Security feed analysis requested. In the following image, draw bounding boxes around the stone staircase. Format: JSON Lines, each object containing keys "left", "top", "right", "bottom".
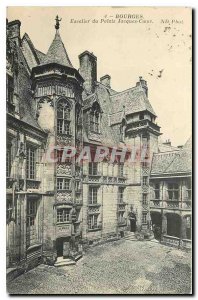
{"left": 54, "top": 253, "right": 83, "bottom": 267}
{"left": 123, "top": 232, "right": 137, "bottom": 241}
{"left": 54, "top": 256, "right": 76, "bottom": 267}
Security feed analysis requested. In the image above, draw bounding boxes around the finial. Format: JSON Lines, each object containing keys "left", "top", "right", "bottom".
{"left": 139, "top": 76, "right": 143, "bottom": 81}
{"left": 55, "top": 15, "right": 62, "bottom": 30}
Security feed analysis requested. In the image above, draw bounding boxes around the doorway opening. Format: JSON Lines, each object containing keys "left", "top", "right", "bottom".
{"left": 150, "top": 211, "right": 162, "bottom": 240}
{"left": 130, "top": 218, "right": 136, "bottom": 232}
{"left": 167, "top": 213, "right": 181, "bottom": 238}
{"left": 56, "top": 237, "right": 70, "bottom": 258}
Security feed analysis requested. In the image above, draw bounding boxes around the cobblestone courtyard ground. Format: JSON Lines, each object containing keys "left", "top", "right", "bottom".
{"left": 7, "top": 240, "right": 192, "bottom": 295}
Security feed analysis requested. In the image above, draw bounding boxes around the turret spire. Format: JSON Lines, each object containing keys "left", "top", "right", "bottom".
{"left": 42, "top": 16, "right": 73, "bottom": 68}
{"left": 55, "top": 15, "right": 62, "bottom": 31}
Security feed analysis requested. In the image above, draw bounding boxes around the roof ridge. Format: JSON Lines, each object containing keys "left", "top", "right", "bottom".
{"left": 110, "top": 86, "right": 139, "bottom": 98}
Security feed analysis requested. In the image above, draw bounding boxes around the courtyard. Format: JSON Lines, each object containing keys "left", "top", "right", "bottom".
{"left": 7, "top": 240, "right": 192, "bottom": 295}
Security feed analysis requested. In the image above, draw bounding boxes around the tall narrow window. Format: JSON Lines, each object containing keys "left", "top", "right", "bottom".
{"left": 75, "top": 180, "right": 81, "bottom": 192}
{"left": 120, "top": 125, "right": 124, "bottom": 142}
{"left": 6, "top": 198, "right": 13, "bottom": 223}
{"left": 26, "top": 146, "right": 35, "bottom": 179}
{"left": 6, "top": 146, "right": 11, "bottom": 177}
{"left": 26, "top": 199, "right": 38, "bottom": 247}
{"left": 143, "top": 176, "right": 148, "bottom": 186}
{"left": 89, "top": 187, "right": 98, "bottom": 204}
{"left": 142, "top": 212, "right": 147, "bottom": 224}
{"left": 89, "top": 162, "right": 98, "bottom": 175}
{"left": 168, "top": 183, "right": 179, "bottom": 200}
{"left": 88, "top": 215, "right": 98, "bottom": 229}
{"left": 143, "top": 193, "right": 147, "bottom": 205}
{"left": 118, "top": 163, "right": 124, "bottom": 177}
{"left": 154, "top": 183, "right": 160, "bottom": 199}
{"left": 118, "top": 187, "right": 125, "bottom": 203}
{"left": 6, "top": 74, "right": 14, "bottom": 103}
{"left": 90, "top": 111, "right": 100, "bottom": 133}
{"left": 57, "top": 99, "right": 71, "bottom": 135}
{"left": 186, "top": 181, "right": 191, "bottom": 201}
{"left": 118, "top": 211, "right": 125, "bottom": 224}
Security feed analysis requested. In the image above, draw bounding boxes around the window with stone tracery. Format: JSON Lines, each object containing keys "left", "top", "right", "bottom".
{"left": 57, "top": 99, "right": 71, "bottom": 135}
{"left": 90, "top": 111, "right": 99, "bottom": 133}
{"left": 90, "top": 103, "right": 101, "bottom": 133}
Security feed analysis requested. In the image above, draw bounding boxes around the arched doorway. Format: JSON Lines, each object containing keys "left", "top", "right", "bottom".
{"left": 166, "top": 213, "right": 181, "bottom": 238}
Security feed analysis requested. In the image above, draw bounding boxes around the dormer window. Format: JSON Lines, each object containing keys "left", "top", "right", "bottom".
{"left": 89, "top": 101, "right": 102, "bottom": 133}
{"left": 57, "top": 99, "right": 71, "bottom": 135}
{"left": 90, "top": 111, "right": 99, "bottom": 133}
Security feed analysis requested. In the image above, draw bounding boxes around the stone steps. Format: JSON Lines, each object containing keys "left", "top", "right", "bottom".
{"left": 54, "top": 257, "right": 76, "bottom": 267}
{"left": 123, "top": 232, "right": 137, "bottom": 241}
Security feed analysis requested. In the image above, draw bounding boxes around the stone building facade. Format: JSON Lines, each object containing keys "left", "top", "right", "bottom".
{"left": 6, "top": 18, "right": 191, "bottom": 269}
{"left": 150, "top": 138, "right": 192, "bottom": 249}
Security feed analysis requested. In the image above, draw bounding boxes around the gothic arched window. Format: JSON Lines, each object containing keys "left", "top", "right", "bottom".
{"left": 120, "top": 119, "right": 126, "bottom": 142}
{"left": 90, "top": 103, "right": 101, "bottom": 133}
{"left": 57, "top": 99, "right": 71, "bottom": 135}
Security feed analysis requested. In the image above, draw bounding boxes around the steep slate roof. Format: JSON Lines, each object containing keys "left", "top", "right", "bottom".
{"left": 151, "top": 137, "right": 192, "bottom": 176}
{"left": 109, "top": 111, "right": 125, "bottom": 126}
{"left": 42, "top": 31, "right": 73, "bottom": 67}
{"left": 8, "top": 38, "right": 44, "bottom": 131}
{"left": 96, "top": 81, "right": 118, "bottom": 96}
{"left": 20, "top": 102, "right": 43, "bottom": 130}
{"left": 21, "top": 33, "right": 42, "bottom": 69}
{"left": 35, "top": 49, "right": 46, "bottom": 63}
{"left": 110, "top": 86, "right": 156, "bottom": 116}
{"left": 83, "top": 84, "right": 121, "bottom": 147}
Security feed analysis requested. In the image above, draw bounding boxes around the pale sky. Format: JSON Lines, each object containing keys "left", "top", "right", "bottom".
{"left": 7, "top": 7, "right": 192, "bottom": 146}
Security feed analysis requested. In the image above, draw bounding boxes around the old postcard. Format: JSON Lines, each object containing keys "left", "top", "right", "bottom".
{"left": 6, "top": 6, "right": 192, "bottom": 294}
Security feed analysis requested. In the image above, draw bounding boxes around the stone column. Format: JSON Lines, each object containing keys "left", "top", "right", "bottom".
{"left": 180, "top": 215, "right": 187, "bottom": 240}
{"left": 161, "top": 213, "right": 167, "bottom": 235}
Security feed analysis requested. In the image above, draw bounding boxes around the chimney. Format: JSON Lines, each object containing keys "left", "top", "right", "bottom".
{"left": 100, "top": 74, "right": 111, "bottom": 88}
{"left": 163, "top": 139, "right": 171, "bottom": 146}
{"left": 79, "top": 51, "right": 97, "bottom": 95}
{"left": 7, "top": 20, "right": 21, "bottom": 46}
{"left": 136, "top": 76, "right": 148, "bottom": 97}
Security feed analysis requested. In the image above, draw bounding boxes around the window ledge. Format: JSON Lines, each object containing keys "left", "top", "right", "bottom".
{"left": 57, "top": 189, "right": 72, "bottom": 192}
{"left": 88, "top": 227, "right": 102, "bottom": 232}
{"left": 26, "top": 179, "right": 41, "bottom": 182}
{"left": 88, "top": 203, "right": 101, "bottom": 207}
{"left": 57, "top": 133, "right": 72, "bottom": 137}
{"left": 56, "top": 221, "right": 72, "bottom": 225}
{"left": 90, "top": 131, "right": 101, "bottom": 135}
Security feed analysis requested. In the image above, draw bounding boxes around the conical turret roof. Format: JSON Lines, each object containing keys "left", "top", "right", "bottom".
{"left": 43, "top": 30, "right": 73, "bottom": 68}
